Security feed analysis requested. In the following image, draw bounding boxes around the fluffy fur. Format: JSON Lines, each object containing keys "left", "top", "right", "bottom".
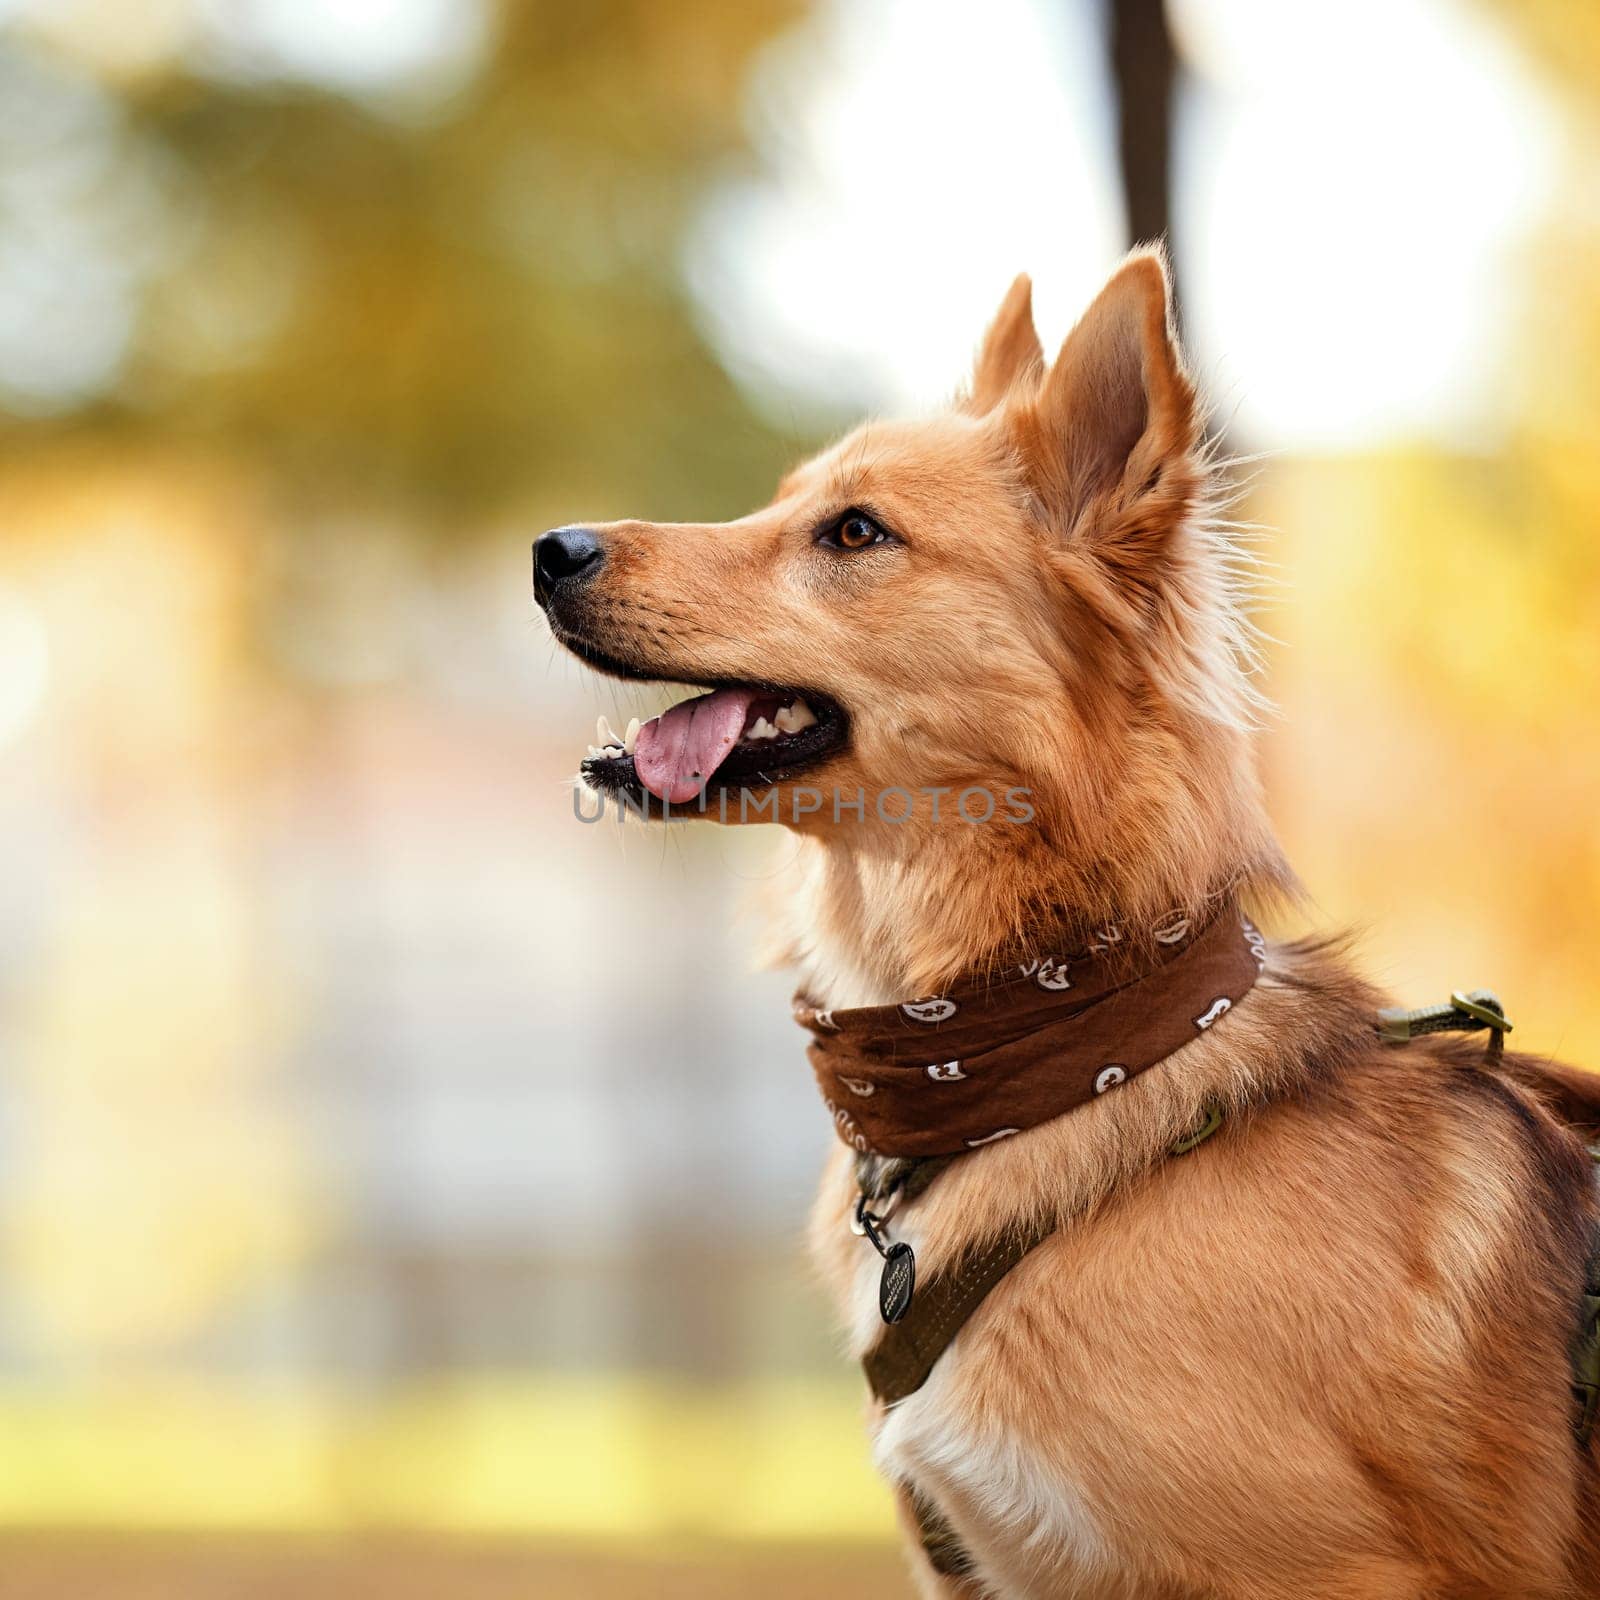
{"left": 546, "top": 250, "right": 1600, "bottom": 1597}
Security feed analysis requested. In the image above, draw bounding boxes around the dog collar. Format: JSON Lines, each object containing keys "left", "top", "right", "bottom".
{"left": 795, "top": 899, "right": 1265, "bottom": 1160}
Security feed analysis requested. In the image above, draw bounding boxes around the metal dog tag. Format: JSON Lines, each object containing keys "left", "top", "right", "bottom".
{"left": 879, "top": 1242, "right": 916, "bottom": 1324}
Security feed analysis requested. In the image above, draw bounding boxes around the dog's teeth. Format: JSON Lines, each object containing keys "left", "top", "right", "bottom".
{"left": 596, "top": 714, "right": 619, "bottom": 748}
{"left": 623, "top": 717, "right": 640, "bottom": 754}
{"left": 771, "top": 701, "right": 816, "bottom": 734}
{"left": 748, "top": 717, "right": 777, "bottom": 741}
{"left": 587, "top": 744, "right": 601, "bottom": 758}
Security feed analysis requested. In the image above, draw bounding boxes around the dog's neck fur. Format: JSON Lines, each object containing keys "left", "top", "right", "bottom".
{"left": 780, "top": 608, "right": 1295, "bottom": 1009}
{"left": 786, "top": 793, "right": 1292, "bottom": 1011}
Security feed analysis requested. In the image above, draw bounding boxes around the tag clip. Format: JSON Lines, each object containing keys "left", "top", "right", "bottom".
{"left": 854, "top": 1192, "right": 917, "bottom": 1324}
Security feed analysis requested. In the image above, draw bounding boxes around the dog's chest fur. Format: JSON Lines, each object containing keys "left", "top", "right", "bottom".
{"left": 817, "top": 1158, "right": 1125, "bottom": 1598}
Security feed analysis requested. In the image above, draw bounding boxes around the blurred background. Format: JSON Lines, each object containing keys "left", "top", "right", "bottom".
{"left": 0, "top": 0, "right": 1595, "bottom": 1593}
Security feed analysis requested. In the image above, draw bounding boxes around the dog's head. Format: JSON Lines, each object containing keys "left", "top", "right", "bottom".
{"left": 538, "top": 251, "right": 1282, "bottom": 930}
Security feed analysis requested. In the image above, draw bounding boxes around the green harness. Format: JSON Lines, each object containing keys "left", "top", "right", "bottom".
{"left": 858, "top": 989, "right": 1600, "bottom": 1578}
{"left": 1379, "top": 993, "right": 1600, "bottom": 1444}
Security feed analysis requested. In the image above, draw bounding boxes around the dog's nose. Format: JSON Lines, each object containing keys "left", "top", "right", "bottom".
{"left": 533, "top": 525, "right": 603, "bottom": 604}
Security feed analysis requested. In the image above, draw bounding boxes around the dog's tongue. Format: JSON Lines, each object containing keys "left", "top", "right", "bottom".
{"left": 633, "top": 687, "right": 759, "bottom": 804}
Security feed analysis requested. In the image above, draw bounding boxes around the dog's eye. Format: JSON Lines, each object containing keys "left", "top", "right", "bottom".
{"left": 821, "top": 512, "right": 891, "bottom": 552}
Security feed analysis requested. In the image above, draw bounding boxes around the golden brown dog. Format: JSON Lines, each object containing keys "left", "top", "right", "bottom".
{"left": 535, "top": 251, "right": 1600, "bottom": 1597}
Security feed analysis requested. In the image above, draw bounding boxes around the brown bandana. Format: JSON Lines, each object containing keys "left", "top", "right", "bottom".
{"left": 797, "top": 902, "right": 1266, "bottom": 1158}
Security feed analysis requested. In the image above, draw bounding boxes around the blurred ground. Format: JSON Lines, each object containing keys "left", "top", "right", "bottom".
{"left": 0, "top": 1535, "right": 910, "bottom": 1600}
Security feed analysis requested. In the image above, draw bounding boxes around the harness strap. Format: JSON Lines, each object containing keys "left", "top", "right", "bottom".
{"left": 862, "top": 994, "right": 1514, "bottom": 1412}
{"left": 862, "top": 985, "right": 1600, "bottom": 1582}
{"left": 862, "top": 1107, "right": 1222, "bottom": 1580}
{"left": 864, "top": 1220, "right": 1056, "bottom": 1405}
{"left": 1573, "top": 1281, "right": 1600, "bottom": 1444}
{"left": 899, "top": 1484, "right": 976, "bottom": 1581}
{"left": 855, "top": 1152, "right": 954, "bottom": 1209}
{"left": 1573, "top": 1146, "right": 1600, "bottom": 1445}
{"left": 857, "top": 1103, "right": 1223, "bottom": 1405}
{"left": 1376, "top": 988, "right": 1511, "bottom": 1058}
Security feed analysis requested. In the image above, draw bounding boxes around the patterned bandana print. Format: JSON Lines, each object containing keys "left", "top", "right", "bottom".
{"left": 797, "top": 902, "right": 1265, "bottom": 1158}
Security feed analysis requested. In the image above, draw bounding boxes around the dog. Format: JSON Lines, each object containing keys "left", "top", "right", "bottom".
{"left": 535, "top": 250, "right": 1600, "bottom": 1597}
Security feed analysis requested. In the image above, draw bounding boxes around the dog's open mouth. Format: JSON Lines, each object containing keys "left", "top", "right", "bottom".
{"left": 580, "top": 684, "right": 848, "bottom": 805}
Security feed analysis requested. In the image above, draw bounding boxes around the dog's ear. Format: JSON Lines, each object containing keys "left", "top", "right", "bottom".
{"left": 963, "top": 273, "right": 1044, "bottom": 414}
{"left": 1012, "top": 249, "right": 1200, "bottom": 584}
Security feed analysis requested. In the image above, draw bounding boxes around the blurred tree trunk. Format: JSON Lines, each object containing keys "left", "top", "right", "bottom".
{"left": 1108, "top": 0, "right": 1175, "bottom": 255}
